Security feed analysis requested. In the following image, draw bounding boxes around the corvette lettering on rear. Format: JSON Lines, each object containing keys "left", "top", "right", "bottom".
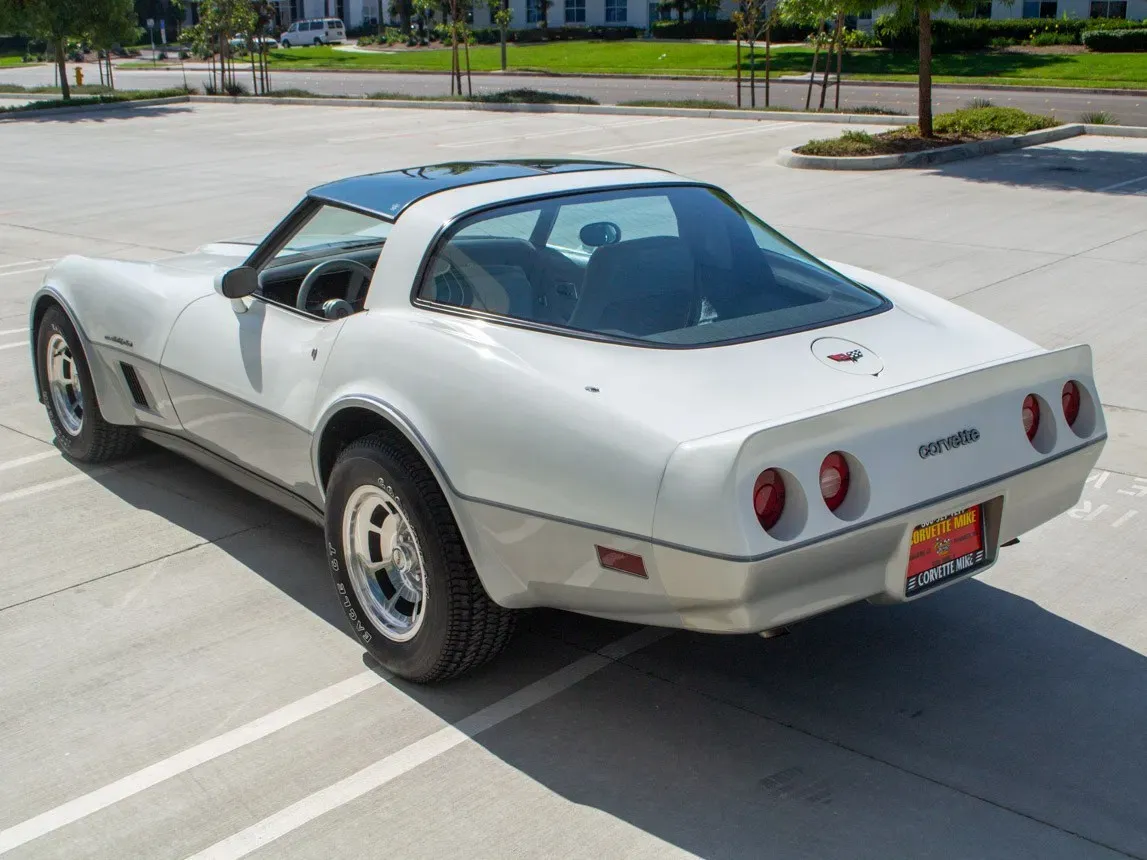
{"left": 918, "top": 428, "right": 980, "bottom": 459}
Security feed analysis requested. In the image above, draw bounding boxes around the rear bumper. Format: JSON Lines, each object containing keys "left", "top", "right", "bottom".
{"left": 461, "top": 438, "right": 1103, "bottom": 633}
{"left": 650, "top": 438, "right": 1104, "bottom": 633}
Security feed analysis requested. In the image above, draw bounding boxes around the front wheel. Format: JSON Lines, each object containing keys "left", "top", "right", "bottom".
{"left": 36, "top": 306, "right": 136, "bottom": 463}
{"left": 281, "top": 39, "right": 291, "bottom": 48}
{"left": 325, "top": 434, "right": 516, "bottom": 682}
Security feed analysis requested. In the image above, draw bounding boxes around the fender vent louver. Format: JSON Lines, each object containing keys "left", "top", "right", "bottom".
{"left": 119, "top": 362, "right": 150, "bottom": 409}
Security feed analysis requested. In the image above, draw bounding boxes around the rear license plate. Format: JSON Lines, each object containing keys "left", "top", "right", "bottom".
{"left": 906, "top": 504, "right": 987, "bottom": 597}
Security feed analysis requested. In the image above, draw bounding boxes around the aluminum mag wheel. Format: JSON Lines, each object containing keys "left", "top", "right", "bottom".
{"left": 343, "top": 484, "right": 427, "bottom": 642}
{"left": 45, "top": 332, "right": 84, "bottom": 436}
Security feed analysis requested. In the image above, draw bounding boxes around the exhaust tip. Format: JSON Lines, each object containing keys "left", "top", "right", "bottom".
{"left": 758, "top": 626, "right": 791, "bottom": 640}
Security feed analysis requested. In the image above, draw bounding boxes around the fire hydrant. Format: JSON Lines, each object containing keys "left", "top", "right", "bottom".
{"left": 74, "top": 67, "right": 84, "bottom": 86}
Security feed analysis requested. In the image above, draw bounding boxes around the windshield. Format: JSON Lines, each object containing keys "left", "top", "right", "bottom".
{"left": 275, "top": 204, "right": 391, "bottom": 259}
{"left": 416, "top": 185, "right": 888, "bottom": 346}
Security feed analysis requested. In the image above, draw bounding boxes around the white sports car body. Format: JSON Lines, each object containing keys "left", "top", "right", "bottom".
{"left": 30, "top": 160, "right": 1106, "bottom": 680}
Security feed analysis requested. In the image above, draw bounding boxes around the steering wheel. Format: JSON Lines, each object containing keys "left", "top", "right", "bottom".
{"left": 297, "top": 258, "right": 375, "bottom": 316}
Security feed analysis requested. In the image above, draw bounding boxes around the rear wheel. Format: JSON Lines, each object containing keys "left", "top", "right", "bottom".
{"left": 325, "top": 434, "right": 516, "bottom": 682}
{"left": 36, "top": 305, "right": 136, "bottom": 463}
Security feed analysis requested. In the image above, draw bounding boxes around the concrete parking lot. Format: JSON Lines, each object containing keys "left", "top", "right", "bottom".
{"left": 0, "top": 102, "right": 1145, "bottom": 860}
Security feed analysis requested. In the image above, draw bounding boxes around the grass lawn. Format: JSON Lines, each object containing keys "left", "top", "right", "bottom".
{"left": 0, "top": 55, "right": 31, "bottom": 67}
{"left": 248, "top": 42, "right": 1147, "bottom": 88}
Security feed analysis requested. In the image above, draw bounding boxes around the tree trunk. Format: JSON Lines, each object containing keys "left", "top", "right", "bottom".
{"left": 500, "top": 0, "right": 508, "bottom": 70}
{"left": 819, "top": 13, "right": 842, "bottom": 111}
{"left": 834, "top": 19, "right": 843, "bottom": 110}
{"left": 735, "top": 36, "right": 741, "bottom": 108}
{"left": 764, "top": 20, "right": 771, "bottom": 107}
{"left": 804, "top": 20, "right": 824, "bottom": 110}
{"left": 464, "top": 33, "right": 472, "bottom": 96}
{"left": 677, "top": 0, "right": 685, "bottom": 23}
{"left": 108, "top": 53, "right": 114, "bottom": 90}
{"left": 918, "top": 5, "right": 933, "bottom": 137}
{"left": 56, "top": 39, "right": 71, "bottom": 100}
{"left": 749, "top": 41, "right": 755, "bottom": 108}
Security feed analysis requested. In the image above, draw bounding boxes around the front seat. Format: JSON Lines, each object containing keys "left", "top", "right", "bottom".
{"left": 567, "top": 236, "right": 697, "bottom": 337}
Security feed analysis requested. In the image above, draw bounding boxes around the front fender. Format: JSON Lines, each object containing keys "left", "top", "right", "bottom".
{"left": 30, "top": 281, "right": 137, "bottom": 426}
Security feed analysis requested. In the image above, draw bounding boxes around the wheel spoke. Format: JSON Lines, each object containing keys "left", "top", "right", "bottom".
{"left": 342, "top": 484, "right": 427, "bottom": 642}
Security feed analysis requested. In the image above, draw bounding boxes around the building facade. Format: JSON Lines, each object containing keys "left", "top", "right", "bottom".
{"left": 177, "top": 0, "right": 1144, "bottom": 35}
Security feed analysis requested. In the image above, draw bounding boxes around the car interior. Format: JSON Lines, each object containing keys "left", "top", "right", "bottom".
{"left": 257, "top": 244, "right": 383, "bottom": 320}
{"left": 416, "top": 187, "right": 869, "bottom": 343}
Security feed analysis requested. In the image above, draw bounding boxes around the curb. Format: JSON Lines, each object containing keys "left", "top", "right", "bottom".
{"left": 1082, "top": 122, "right": 1147, "bottom": 137}
{"left": 188, "top": 93, "right": 915, "bottom": 124}
{"left": 112, "top": 62, "right": 1147, "bottom": 95}
{"left": 774, "top": 123, "right": 1147, "bottom": 170}
{"left": 0, "top": 95, "right": 190, "bottom": 121}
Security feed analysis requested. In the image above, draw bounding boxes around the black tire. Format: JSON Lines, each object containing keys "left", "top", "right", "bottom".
{"left": 325, "top": 434, "right": 516, "bottom": 682}
{"left": 36, "top": 305, "right": 137, "bottom": 463}
{"left": 281, "top": 39, "right": 291, "bottom": 48}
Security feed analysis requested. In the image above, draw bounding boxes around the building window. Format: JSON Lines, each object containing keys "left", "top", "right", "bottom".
{"left": 605, "top": 0, "right": 627, "bottom": 22}
{"left": 1090, "top": 0, "right": 1126, "bottom": 15}
{"left": 958, "top": 1, "right": 991, "bottom": 17}
{"left": 526, "top": 0, "right": 540, "bottom": 23}
{"left": 1022, "top": 0, "right": 1057, "bottom": 16}
{"left": 564, "top": 0, "right": 586, "bottom": 22}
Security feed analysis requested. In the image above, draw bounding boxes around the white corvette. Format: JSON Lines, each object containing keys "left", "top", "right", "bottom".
{"left": 29, "top": 160, "right": 1106, "bottom": 681}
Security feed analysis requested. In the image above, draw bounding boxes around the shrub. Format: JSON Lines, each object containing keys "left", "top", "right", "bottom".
{"left": 988, "top": 36, "right": 1018, "bottom": 48}
{"left": 965, "top": 96, "right": 993, "bottom": 109}
{"left": 386, "top": 27, "right": 406, "bottom": 44}
{"left": 156, "top": 50, "right": 169, "bottom": 60}
{"left": 1082, "top": 28, "right": 1147, "bottom": 51}
{"left": 850, "top": 104, "right": 907, "bottom": 115}
{"left": 929, "top": 106, "right": 1058, "bottom": 136}
{"left": 357, "top": 34, "right": 378, "bottom": 46}
{"left": 1030, "top": 31, "right": 1074, "bottom": 46}
{"left": 1080, "top": 110, "right": 1117, "bottom": 124}
{"left": 874, "top": 15, "right": 1143, "bottom": 52}
{"left": 179, "top": 49, "right": 190, "bottom": 59}
{"left": 473, "top": 88, "right": 598, "bottom": 104}
{"left": 799, "top": 130, "right": 880, "bottom": 157}
{"left": 223, "top": 81, "right": 250, "bottom": 96}
{"left": 842, "top": 29, "right": 881, "bottom": 49}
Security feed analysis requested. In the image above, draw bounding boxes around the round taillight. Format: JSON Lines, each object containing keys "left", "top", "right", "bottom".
{"left": 819, "top": 452, "right": 850, "bottom": 512}
{"left": 753, "top": 469, "right": 786, "bottom": 531}
{"left": 1062, "top": 381, "right": 1081, "bottom": 427}
{"left": 1022, "top": 394, "right": 1040, "bottom": 442}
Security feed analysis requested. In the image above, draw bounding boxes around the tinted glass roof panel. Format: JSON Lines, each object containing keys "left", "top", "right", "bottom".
{"left": 307, "top": 160, "right": 637, "bottom": 220}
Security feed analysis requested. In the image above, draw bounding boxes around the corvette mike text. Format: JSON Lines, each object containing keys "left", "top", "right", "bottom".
{"left": 27, "top": 160, "right": 1106, "bottom": 682}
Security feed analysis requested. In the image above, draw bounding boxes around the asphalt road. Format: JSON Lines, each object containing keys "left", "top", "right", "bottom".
{"left": 4, "top": 60, "right": 1147, "bottom": 124}
{"left": 0, "top": 103, "right": 1146, "bottom": 859}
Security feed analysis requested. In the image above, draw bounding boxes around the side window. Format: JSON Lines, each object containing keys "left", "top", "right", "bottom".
{"left": 419, "top": 209, "right": 540, "bottom": 315}
{"left": 547, "top": 194, "right": 678, "bottom": 254}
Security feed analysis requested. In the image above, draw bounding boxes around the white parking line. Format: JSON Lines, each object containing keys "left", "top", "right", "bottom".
{"left": 576, "top": 122, "right": 798, "bottom": 156}
{"left": 0, "top": 266, "right": 49, "bottom": 279}
{"left": 1096, "top": 172, "right": 1147, "bottom": 193}
{"left": 327, "top": 115, "right": 523, "bottom": 144}
{"left": 0, "top": 328, "right": 28, "bottom": 336}
{"left": 185, "top": 626, "right": 670, "bottom": 860}
{"left": 0, "top": 471, "right": 106, "bottom": 506}
{"left": 437, "top": 117, "right": 670, "bottom": 149}
{"left": 0, "top": 672, "right": 386, "bottom": 854}
{"left": 0, "top": 341, "right": 29, "bottom": 351}
{"left": 0, "top": 451, "right": 57, "bottom": 473}
{"left": 0, "top": 260, "right": 48, "bottom": 270}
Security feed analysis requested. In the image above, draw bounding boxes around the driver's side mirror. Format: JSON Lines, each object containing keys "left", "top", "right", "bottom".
{"left": 216, "top": 266, "right": 258, "bottom": 300}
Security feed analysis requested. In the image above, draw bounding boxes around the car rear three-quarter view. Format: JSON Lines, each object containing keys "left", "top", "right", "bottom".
{"left": 29, "top": 161, "right": 1106, "bottom": 683}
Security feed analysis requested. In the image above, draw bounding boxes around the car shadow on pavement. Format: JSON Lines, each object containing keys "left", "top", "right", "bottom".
{"left": 90, "top": 446, "right": 1147, "bottom": 859}
{"left": 928, "top": 144, "right": 1147, "bottom": 195}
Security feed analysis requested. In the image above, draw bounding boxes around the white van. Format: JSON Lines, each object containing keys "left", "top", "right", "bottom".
{"left": 279, "top": 18, "right": 347, "bottom": 48}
